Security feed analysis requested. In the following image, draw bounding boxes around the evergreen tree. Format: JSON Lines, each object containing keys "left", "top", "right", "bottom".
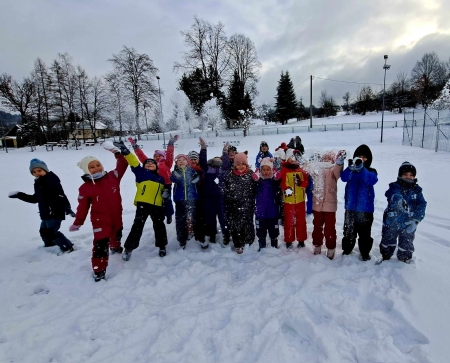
{"left": 275, "top": 71, "right": 297, "bottom": 125}
{"left": 178, "top": 68, "right": 212, "bottom": 115}
{"left": 223, "top": 71, "right": 246, "bottom": 128}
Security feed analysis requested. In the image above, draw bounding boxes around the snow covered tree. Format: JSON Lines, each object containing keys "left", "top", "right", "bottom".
{"left": 431, "top": 79, "right": 450, "bottom": 111}
{"left": 178, "top": 68, "right": 212, "bottom": 115}
{"left": 201, "top": 97, "right": 223, "bottom": 132}
{"left": 223, "top": 71, "right": 253, "bottom": 129}
{"left": 275, "top": 71, "right": 297, "bottom": 124}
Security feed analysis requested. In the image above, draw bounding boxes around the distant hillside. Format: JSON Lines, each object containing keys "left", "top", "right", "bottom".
{"left": 0, "top": 111, "right": 21, "bottom": 128}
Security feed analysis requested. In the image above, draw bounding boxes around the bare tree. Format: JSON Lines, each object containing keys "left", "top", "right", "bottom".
{"left": 0, "top": 74, "right": 35, "bottom": 123}
{"left": 105, "top": 71, "right": 128, "bottom": 138}
{"left": 32, "top": 58, "right": 52, "bottom": 127}
{"left": 227, "top": 34, "right": 261, "bottom": 96}
{"left": 354, "top": 86, "right": 376, "bottom": 115}
{"left": 108, "top": 46, "right": 159, "bottom": 135}
{"left": 342, "top": 92, "right": 351, "bottom": 115}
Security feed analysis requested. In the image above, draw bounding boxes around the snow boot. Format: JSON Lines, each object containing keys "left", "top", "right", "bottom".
{"left": 286, "top": 242, "right": 294, "bottom": 249}
{"left": 297, "top": 241, "right": 305, "bottom": 248}
{"left": 110, "top": 246, "right": 123, "bottom": 255}
{"left": 122, "top": 249, "right": 132, "bottom": 261}
{"left": 271, "top": 238, "right": 278, "bottom": 248}
{"left": 327, "top": 248, "right": 335, "bottom": 260}
{"left": 200, "top": 240, "right": 209, "bottom": 249}
{"left": 236, "top": 247, "right": 244, "bottom": 254}
{"left": 361, "top": 254, "right": 371, "bottom": 261}
{"left": 58, "top": 246, "right": 75, "bottom": 255}
{"left": 179, "top": 241, "right": 187, "bottom": 250}
{"left": 314, "top": 246, "right": 322, "bottom": 255}
{"left": 398, "top": 256, "right": 411, "bottom": 264}
{"left": 210, "top": 235, "right": 216, "bottom": 243}
{"left": 159, "top": 248, "right": 166, "bottom": 257}
{"left": 94, "top": 270, "right": 106, "bottom": 282}
{"left": 222, "top": 235, "right": 230, "bottom": 246}
{"left": 258, "top": 240, "right": 266, "bottom": 252}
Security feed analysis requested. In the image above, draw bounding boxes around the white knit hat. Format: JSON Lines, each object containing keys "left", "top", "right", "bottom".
{"left": 77, "top": 156, "right": 102, "bottom": 175}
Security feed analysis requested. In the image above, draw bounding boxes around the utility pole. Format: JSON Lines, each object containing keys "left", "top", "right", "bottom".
{"left": 310, "top": 75, "right": 313, "bottom": 128}
{"left": 156, "top": 76, "right": 166, "bottom": 149}
{"left": 381, "top": 55, "right": 391, "bottom": 143}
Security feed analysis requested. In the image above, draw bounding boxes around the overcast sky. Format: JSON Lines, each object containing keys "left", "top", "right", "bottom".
{"left": 1, "top": 0, "right": 450, "bottom": 109}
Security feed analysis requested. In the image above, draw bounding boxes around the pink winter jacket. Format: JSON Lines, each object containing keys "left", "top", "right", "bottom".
{"left": 308, "top": 162, "right": 343, "bottom": 212}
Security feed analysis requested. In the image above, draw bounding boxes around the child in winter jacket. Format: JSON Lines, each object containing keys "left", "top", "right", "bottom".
{"left": 70, "top": 146, "right": 128, "bottom": 281}
{"left": 171, "top": 154, "right": 202, "bottom": 249}
{"left": 113, "top": 141, "right": 169, "bottom": 260}
{"left": 341, "top": 144, "right": 378, "bottom": 261}
{"left": 8, "top": 159, "right": 74, "bottom": 254}
{"left": 379, "top": 162, "right": 427, "bottom": 263}
{"left": 255, "top": 141, "right": 273, "bottom": 170}
{"left": 280, "top": 148, "right": 309, "bottom": 249}
{"left": 128, "top": 135, "right": 177, "bottom": 224}
{"left": 253, "top": 157, "right": 281, "bottom": 250}
{"left": 224, "top": 152, "right": 257, "bottom": 254}
{"left": 187, "top": 150, "right": 206, "bottom": 246}
{"left": 306, "top": 150, "right": 346, "bottom": 260}
{"left": 199, "top": 138, "right": 230, "bottom": 245}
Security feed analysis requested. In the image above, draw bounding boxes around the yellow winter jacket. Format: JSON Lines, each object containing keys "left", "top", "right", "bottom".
{"left": 280, "top": 164, "right": 309, "bottom": 204}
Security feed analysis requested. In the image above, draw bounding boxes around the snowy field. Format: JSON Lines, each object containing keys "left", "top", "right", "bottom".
{"left": 1, "top": 121, "right": 450, "bottom": 363}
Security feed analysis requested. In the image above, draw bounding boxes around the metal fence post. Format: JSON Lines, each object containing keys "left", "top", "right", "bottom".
{"left": 435, "top": 122, "right": 440, "bottom": 152}
{"left": 421, "top": 109, "right": 426, "bottom": 148}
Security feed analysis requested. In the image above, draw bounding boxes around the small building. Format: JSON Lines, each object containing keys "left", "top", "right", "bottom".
{"left": 75, "top": 121, "right": 113, "bottom": 139}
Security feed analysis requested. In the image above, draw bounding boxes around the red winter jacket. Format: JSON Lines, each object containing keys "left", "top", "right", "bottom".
{"left": 74, "top": 154, "right": 128, "bottom": 227}
{"left": 134, "top": 145, "right": 174, "bottom": 185}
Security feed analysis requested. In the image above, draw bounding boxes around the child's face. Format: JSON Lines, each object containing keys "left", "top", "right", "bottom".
{"left": 235, "top": 162, "right": 247, "bottom": 173}
{"left": 88, "top": 160, "right": 104, "bottom": 174}
{"left": 357, "top": 155, "right": 368, "bottom": 163}
{"left": 176, "top": 158, "right": 188, "bottom": 169}
{"left": 154, "top": 154, "right": 163, "bottom": 162}
{"left": 144, "top": 162, "right": 157, "bottom": 171}
{"left": 261, "top": 165, "right": 272, "bottom": 178}
{"left": 287, "top": 156, "right": 299, "bottom": 165}
{"left": 261, "top": 146, "right": 268, "bottom": 152}
{"left": 401, "top": 171, "right": 415, "bottom": 180}
{"left": 190, "top": 159, "right": 199, "bottom": 166}
{"left": 32, "top": 168, "right": 47, "bottom": 178}
{"left": 229, "top": 151, "right": 236, "bottom": 159}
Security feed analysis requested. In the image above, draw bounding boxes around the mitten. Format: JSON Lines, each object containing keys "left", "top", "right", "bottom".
{"left": 102, "top": 141, "right": 120, "bottom": 154}
{"left": 199, "top": 137, "right": 207, "bottom": 149}
{"left": 252, "top": 171, "right": 260, "bottom": 181}
{"left": 284, "top": 188, "right": 293, "bottom": 197}
{"left": 162, "top": 189, "right": 170, "bottom": 199}
{"left": 8, "top": 191, "right": 20, "bottom": 198}
{"left": 336, "top": 150, "right": 347, "bottom": 165}
{"left": 353, "top": 158, "right": 364, "bottom": 172}
{"left": 66, "top": 208, "right": 76, "bottom": 217}
{"left": 127, "top": 137, "right": 140, "bottom": 150}
{"left": 168, "top": 134, "right": 179, "bottom": 146}
{"left": 405, "top": 219, "right": 419, "bottom": 233}
{"left": 273, "top": 171, "right": 281, "bottom": 180}
{"left": 112, "top": 141, "right": 130, "bottom": 156}
{"left": 69, "top": 225, "right": 81, "bottom": 232}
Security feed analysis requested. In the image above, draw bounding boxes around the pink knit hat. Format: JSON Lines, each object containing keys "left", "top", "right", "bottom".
{"left": 175, "top": 154, "right": 189, "bottom": 163}
{"left": 154, "top": 150, "right": 166, "bottom": 159}
{"left": 234, "top": 152, "right": 248, "bottom": 165}
{"left": 260, "top": 157, "right": 274, "bottom": 178}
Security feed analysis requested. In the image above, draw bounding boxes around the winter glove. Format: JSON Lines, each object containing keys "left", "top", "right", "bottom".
{"left": 69, "top": 225, "right": 81, "bottom": 232}
{"left": 102, "top": 141, "right": 120, "bottom": 154}
{"left": 252, "top": 171, "right": 260, "bottom": 181}
{"left": 127, "top": 137, "right": 140, "bottom": 150}
{"left": 191, "top": 174, "right": 200, "bottom": 184}
{"left": 162, "top": 189, "right": 170, "bottom": 199}
{"left": 348, "top": 159, "right": 353, "bottom": 168}
{"left": 66, "top": 208, "right": 76, "bottom": 218}
{"left": 168, "top": 134, "right": 179, "bottom": 146}
{"left": 405, "top": 219, "right": 419, "bottom": 233}
{"left": 335, "top": 150, "right": 347, "bottom": 165}
{"left": 112, "top": 141, "right": 131, "bottom": 156}
{"left": 199, "top": 137, "right": 207, "bottom": 149}
{"left": 350, "top": 158, "right": 364, "bottom": 172}
{"left": 8, "top": 191, "right": 20, "bottom": 198}
{"left": 284, "top": 188, "right": 293, "bottom": 197}
{"left": 223, "top": 141, "right": 230, "bottom": 153}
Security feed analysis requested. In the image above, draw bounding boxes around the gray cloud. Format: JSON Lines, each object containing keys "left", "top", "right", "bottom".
{"left": 1, "top": 0, "right": 449, "bottom": 109}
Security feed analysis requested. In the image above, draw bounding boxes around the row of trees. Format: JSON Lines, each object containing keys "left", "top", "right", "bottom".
{"left": 0, "top": 47, "right": 164, "bottom": 146}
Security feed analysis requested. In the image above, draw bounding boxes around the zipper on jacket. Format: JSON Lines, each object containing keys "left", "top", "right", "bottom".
{"left": 141, "top": 185, "right": 146, "bottom": 196}
{"left": 183, "top": 169, "right": 187, "bottom": 200}
{"left": 154, "top": 184, "right": 161, "bottom": 204}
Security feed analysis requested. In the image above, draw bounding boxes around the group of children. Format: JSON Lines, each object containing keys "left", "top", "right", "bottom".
{"left": 9, "top": 136, "right": 427, "bottom": 282}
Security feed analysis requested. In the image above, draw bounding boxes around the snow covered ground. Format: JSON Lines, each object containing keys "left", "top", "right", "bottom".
{"left": 1, "top": 119, "right": 450, "bottom": 363}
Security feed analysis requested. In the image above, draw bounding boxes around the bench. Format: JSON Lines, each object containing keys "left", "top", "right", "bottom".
{"left": 28, "top": 143, "right": 36, "bottom": 152}
{"left": 223, "top": 140, "right": 240, "bottom": 147}
{"left": 85, "top": 142, "right": 95, "bottom": 146}
{"left": 198, "top": 141, "right": 215, "bottom": 147}
{"left": 57, "top": 141, "right": 69, "bottom": 150}
{"left": 45, "top": 144, "right": 54, "bottom": 151}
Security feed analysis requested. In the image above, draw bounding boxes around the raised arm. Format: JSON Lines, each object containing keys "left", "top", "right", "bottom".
{"left": 73, "top": 187, "right": 91, "bottom": 226}
{"left": 199, "top": 138, "right": 208, "bottom": 172}
{"left": 165, "top": 134, "right": 178, "bottom": 168}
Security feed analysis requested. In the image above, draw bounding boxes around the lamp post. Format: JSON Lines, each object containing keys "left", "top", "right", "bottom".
{"left": 156, "top": 76, "right": 166, "bottom": 149}
{"left": 380, "top": 55, "right": 391, "bottom": 143}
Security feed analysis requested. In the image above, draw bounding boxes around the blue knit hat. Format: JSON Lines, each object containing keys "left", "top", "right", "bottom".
{"left": 29, "top": 158, "right": 49, "bottom": 174}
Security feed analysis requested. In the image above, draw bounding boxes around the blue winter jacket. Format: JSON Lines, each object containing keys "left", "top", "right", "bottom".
{"left": 383, "top": 178, "right": 426, "bottom": 226}
{"left": 255, "top": 178, "right": 281, "bottom": 219}
{"left": 199, "top": 148, "right": 226, "bottom": 196}
{"left": 341, "top": 167, "right": 378, "bottom": 213}
{"left": 170, "top": 166, "right": 199, "bottom": 202}
{"left": 255, "top": 151, "right": 273, "bottom": 169}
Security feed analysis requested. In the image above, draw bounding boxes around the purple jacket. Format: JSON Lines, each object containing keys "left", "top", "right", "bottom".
{"left": 255, "top": 178, "right": 281, "bottom": 219}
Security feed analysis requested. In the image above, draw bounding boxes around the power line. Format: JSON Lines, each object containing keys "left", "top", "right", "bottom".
{"left": 313, "top": 76, "right": 390, "bottom": 86}
{"left": 294, "top": 76, "right": 311, "bottom": 89}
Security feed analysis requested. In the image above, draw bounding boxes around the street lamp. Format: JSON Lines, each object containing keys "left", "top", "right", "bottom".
{"left": 380, "top": 55, "right": 391, "bottom": 143}
{"left": 156, "top": 76, "right": 166, "bottom": 149}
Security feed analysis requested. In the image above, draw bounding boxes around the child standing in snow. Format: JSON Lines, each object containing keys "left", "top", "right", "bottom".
{"left": 280, "top": 149, "right": 309, "bottom": 249}
{"left": 199, "top": 138, "right": 230, "bottom": 245}
{"left": 379, "top": 162, "right": 427, "bottom": 263}
{"left": 112, "top": 141, "right": 169, "bottom": 259}
{"left": 224, "top": 152, "right": 257, "bottom": 254}
{"left": 8, "top": 159, "right": 75, "bottom": 254}
{"left": 306, "top": 150, "right": 346, "bottom": 260}
{"left": 171, "top": 154, "right": 202, "bottom": 249}
{"left": 187, "top": 150, "right": 206, "bottom": 247}
{"left": 70, "top": 146, "right": 128, "bottom": 281}
{"left": 341, "top": 144, "right": 378, "bottom": 261}
{"left": 253, "top": 157, "right": 282, "bottom": 250}
{"left": 128, "top": 135, "right": 177, "bottom": 224}
{"left": 255, "top": 141, "right": 273, "bottom": 170}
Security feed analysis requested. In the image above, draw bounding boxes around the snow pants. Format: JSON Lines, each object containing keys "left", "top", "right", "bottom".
{"left": 124, "top": 202, "right": 168, "bottom": 251}
{"left": 379, "top": 219, "right": 415, "bottom": 260}
{"left": 312, "top": 211, "right": 336, "bottom": 249}
{"left": 342, "top": 210, "right": 374, "bottom": 257}
{"left": 283, "top": 202, "right": 307, "bottom": 243}
{"left": 91, "top": 220, "right": 122, "bottom": 273}
{"left": 194, "top": 197, "right": 206, "bottom": 243}
{"left": 228, "top": 210, "right": 255, "bottom": 248}
{"left": 255, "top": 217, "right": 279, "bottom": 247}
{"left": 204, "top": 194, "right": 229, "bottom": 242}
{"left": 40, "top": 219, "right": 73, "bottom": 251}
{"left": 175, "top": 200, "right": 197, "bottom": 245}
